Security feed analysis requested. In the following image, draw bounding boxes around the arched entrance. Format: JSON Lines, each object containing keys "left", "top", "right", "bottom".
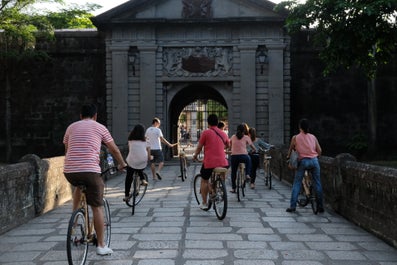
{"left": 167, "top": 83, "right": 229, "bottom": 157}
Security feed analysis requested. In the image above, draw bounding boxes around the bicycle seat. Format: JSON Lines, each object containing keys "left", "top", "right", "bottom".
{"left": 213, "top": 167, "right": 228, "bottom": 174}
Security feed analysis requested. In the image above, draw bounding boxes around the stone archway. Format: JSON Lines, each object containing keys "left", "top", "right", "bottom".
{"left": 165, "top": 83, "right": 229, "bottom": 156}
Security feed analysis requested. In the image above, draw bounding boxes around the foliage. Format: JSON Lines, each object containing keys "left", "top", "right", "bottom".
{"left": 346, "top": 132, "right": 368, "bottom": 157}
{"left": 275, "top": 0, "right": 397, "bottom": 79}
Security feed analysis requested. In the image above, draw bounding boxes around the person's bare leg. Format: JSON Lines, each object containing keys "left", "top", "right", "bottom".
{"left": 157, "top": 161, "right": 164, "bottom": 176}
{"left": 72, "top": 188, "right": 81, "bottom": 211}
{"left": 150, "top": 163, "right": 156, "bottom": 179}
{"left": 92, "top": 206, "right": 106, "bottom": 247}
{"left": 200, "top": 178, "right": 209, "bottom": 205}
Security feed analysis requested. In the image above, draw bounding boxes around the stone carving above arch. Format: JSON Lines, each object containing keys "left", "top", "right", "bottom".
{"left": 182, "top": 0, "right": 213, "bottom": 18}
{"left": 163, "top": 46, "right": 233, "bottom": 77}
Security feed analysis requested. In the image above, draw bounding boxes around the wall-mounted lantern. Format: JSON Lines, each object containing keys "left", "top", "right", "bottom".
{"left": 129, "top": 53, "right": 137, "bottom": 76}
{"left": 258, "top": 50, "right": 268, "bottom": 74}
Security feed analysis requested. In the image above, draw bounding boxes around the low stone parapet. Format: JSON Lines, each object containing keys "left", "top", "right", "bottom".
{"left": 269, "top": 147, "right": 397, "bottom": 248}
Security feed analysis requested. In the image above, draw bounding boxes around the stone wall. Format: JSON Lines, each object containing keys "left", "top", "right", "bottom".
{"left": 269, "top": 147, "right": 397, "bottom": 248}
{"left": 0, "top": 155, "right": 71, "bottom": 234}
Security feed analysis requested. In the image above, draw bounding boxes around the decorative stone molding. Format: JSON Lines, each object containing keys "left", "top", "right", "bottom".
{"left": 163, "top": 47, "right": 233, "bottom": 77}
{"left": 182, "top": 0, "right": 213, "bottom": 18}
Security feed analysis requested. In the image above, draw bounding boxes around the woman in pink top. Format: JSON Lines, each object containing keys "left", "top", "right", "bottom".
{"left": 229, "top": 124, "right": 256, "bottom": 193}
{"left": 286, "top": 118, "right": 324, "bottom": 213}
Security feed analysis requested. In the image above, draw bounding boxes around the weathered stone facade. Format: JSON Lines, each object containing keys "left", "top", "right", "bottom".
{"left": 92, "top": 0, "right": 291, "bottom": 146}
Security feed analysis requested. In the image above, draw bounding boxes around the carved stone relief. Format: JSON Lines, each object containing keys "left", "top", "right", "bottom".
{"left": 182, "top": 0, "right": 213, "bottom": 18}
{"left": 163, "top": 47, "right": 233, "bottom": 77}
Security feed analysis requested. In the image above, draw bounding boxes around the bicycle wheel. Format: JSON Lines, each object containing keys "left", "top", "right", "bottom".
{"left": 309, "top": 185, "right": 319, "bottom": 214}
{"left": 193, "top": 174, "right": 202, "bottom": 205}
{"left": 179, "top": 156, "right": 187, "bottom": 181}
{"left": 213, "top": 178, "right": 227, "bottom": 220}
{"left": 126, "top": 172, "right": 148, "bottom": 208}
{"left": 66, "top": 209, "right": 88, "bottom": 265}
{"left": 193, "top": 174, "right": 211, "bottom": 211}
{"left": 102, "top": 198, "right": 111, "bottom": 246}
{"left": 266, "top": 161, "right": 272, "bottom": 190}
{"left": 297, "top": 185, "right": 309, "bottom": 207}
{"left": 236, "top": 169, "right": 242, "bottom": 202}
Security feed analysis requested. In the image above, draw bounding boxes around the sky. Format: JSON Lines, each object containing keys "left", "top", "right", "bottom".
{"left": 62, "top": 0, "right": 286, "bottom": 16}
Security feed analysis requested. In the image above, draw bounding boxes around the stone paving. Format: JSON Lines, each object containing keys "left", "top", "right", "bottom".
{"left": 0, "top": 162, "right": 396, "bottom": 265}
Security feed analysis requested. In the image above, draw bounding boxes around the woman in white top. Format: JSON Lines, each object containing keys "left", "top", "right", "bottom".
{"left": 124, "top": 124, "right": 151, "bottom": 201}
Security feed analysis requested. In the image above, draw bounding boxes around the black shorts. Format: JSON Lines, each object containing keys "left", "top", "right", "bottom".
{"left": 150, "top": 149, "right": 164, "bottom": 163}
{"left": 64, "top": 172, "right": 104, "bottom": 207}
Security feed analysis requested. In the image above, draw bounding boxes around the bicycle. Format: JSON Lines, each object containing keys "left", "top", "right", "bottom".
{"left": 66, "top": 167, "right": 113, "bottom": 265}
{"left": 297, "top": 170, "right": 319, "bottom": 214}
{"left": 193, "top": 164, "right": 228, "bottom": 220}
{"left": 260, "top": 147, "right": 273, "bottom": 190}
{"left": 236, "top": 163, "right": 246, "bottom": 202}
{"left": 124, "top": 170, "right": 148, "bottom": 215}
{"left": 178, "top": 143, "right": 188, "bottom": 182}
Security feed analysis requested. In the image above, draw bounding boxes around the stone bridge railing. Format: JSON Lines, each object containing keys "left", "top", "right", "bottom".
{"left": 268, "top": 147, "right": 397, "bottom": 248}
{"left": 0, "top": 149, "right": 396, "bottom": 248}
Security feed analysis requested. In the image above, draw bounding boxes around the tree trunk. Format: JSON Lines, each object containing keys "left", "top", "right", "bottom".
{"left": 367, "top": 78, "right": 377, "bottom": 156}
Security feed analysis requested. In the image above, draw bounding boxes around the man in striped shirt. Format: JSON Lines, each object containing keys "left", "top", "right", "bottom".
{"left": 63, "top": 104, "right": 127, "bottom": 255}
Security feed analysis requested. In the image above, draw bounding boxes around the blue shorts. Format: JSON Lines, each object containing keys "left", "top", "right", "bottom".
{"left": 150, "top": 149, "right": 164, "bottom": 164}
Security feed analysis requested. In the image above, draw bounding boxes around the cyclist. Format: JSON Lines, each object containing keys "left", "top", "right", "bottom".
{"left": 192, "top": 114, "right": 229, "bottom": 210}
{"left": 229, "top": 124, "right": 256, "bottom": 193}
{"left": 247, "top": 127, "right": 272, "bottom": 189}
{"left": 286, "top": 118, "right": 324, "bottom": 213}
{"left": 63, "top": 104, "right": 127, "bottom": 255}
{"left": 124, "top": 124, "right": 150, "bottom": 202}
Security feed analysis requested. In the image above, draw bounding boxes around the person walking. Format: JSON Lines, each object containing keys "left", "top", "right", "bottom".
{"left": 63, "top": 104, "right": 127, "bottom": 256}
{"left": 247, "top": 127, "right": 272, "bottom": 189}
{"left": 286, "top": 118, "right": 324, "bottom": 213}
{"left": 192, "top": 114, "right": 230, "bottom": 210}
{"left": 145, "top": 117, "right": 177, "bottom": 180}
{"left": 124, "top": 124, "right": 150, "bottom": 202}
{"left": 229, "top": 124, "right": 256, "bottom": 193}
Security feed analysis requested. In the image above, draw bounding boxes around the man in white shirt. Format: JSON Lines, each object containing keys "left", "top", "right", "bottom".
{"left": 145, "top": 117, "right": 176, "bottom": 180}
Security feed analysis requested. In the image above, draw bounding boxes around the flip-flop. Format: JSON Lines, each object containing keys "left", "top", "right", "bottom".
{"left": 156, "top": 173, "right": 162, "bottom": 180}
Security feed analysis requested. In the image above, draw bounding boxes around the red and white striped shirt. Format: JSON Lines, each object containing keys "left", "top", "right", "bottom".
{"left": 63, "top": 119, "right": 113, "bottom": 173}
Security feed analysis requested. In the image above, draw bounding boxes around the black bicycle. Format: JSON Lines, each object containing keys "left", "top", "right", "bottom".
{"left": 124, "top": 171, "right": 148, "bottom": 215}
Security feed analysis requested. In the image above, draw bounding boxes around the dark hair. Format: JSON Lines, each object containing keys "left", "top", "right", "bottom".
{"left": 299, "top": 118, "right": 310, "bottom": 134}
{"left": 217, "top": 121, "right": 225, "bottom": 129}
{"left": 248, "top": 127, "right": 256, "bottom": 142}
{"left": 207, "top": 114, "right": 218, "bottom": 126}
{"left": 236, "top": 124, "right": 246, "bottom": 140}
{"left": 152, "top": 117, "right": 160, "bottom": 125}
{"left": 128, "top": 124, "right": 146, "bottom": 141}
{"left": 81, "top": 104, "right": 97, "bottom": 118}
{"left": 242, "top": 123, "right": 249, "bottom": 135}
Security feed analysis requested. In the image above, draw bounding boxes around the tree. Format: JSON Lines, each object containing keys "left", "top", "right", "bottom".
{"left": 0, "top": 0, "right": 100, "bottom": 161}
{"left": 276, "top": 0, "right": 397, "bottom": 155}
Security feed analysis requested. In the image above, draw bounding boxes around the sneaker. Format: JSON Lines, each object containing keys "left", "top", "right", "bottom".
{"left": 199, "top": 203, "right": 208, "bottom": 210}
{"left": 286, "top": 207, "right": 296, "bottom": 213}
{"left": 141, "top": 179, "right": 148, "bottom": 186}
{"left": 96, "top": 246, "right": 113, "bottom": 255}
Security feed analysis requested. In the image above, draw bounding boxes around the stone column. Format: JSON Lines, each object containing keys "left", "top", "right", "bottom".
{"left": 110, "top": 45, "right": 129, "bottom": 144}
{"left": 239, "top": 45, "right": 257, "bottom": 126}
{"left": 267, "top": 42, "right": 286, "bottom": 145}
{"left": 138, "top": 46, "right": 157, "bottom": 125}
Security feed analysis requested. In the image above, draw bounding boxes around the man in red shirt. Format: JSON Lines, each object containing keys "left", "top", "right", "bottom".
{"left": 192, "top": 114, "right": 229, "bottom": 210}
{"left": 63, "top": 104, "right": 127, "bottom": 255}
